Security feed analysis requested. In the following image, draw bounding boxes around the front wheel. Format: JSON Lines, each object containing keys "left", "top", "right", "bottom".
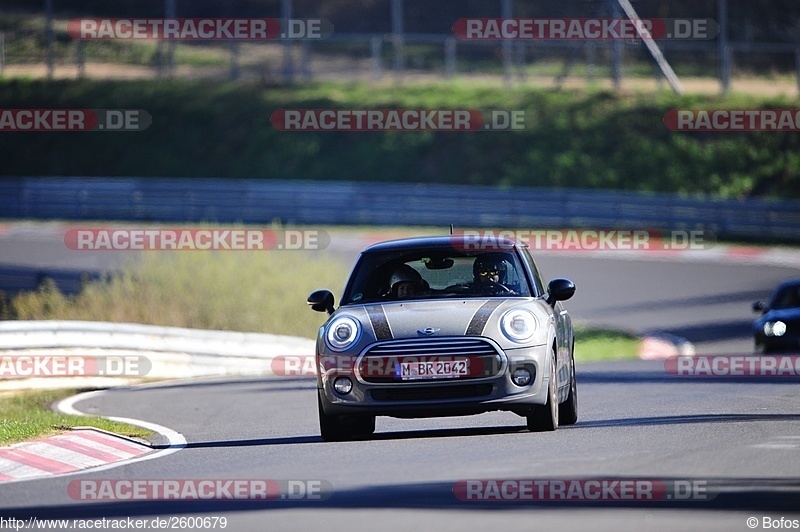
{"left": 527, "top": 350, "right": 559, "bottom": 432}
{"left": 558, "top": 347, "right": 578, "bottom": 426}
{"left": 318, "top": 391, "right": 375, "bottom": 442}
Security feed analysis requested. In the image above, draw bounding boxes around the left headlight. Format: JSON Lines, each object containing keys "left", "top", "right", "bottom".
{"left": 764, "top": 321, "right": 787, "bottom": 337}
{"left": 500, "top": 308, "right": 538, "bottom": 343}
{"left": 325, "top": 315, "right": 361, "bottom": 351}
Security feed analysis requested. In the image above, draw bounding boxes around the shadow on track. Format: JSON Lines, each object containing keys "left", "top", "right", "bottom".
{"left": 576, "top": 413, "right": 800, "bottom": 429}
{"left": 644, "top": 319, "right": 754, "bottom": 343}
{"left": 579, "top": 369, "right": 800, "bottom": 385}
{"left": 3, "top": 477, "right": 799, "bottom": 518}
{"left": 594, "top": 290, "right": 768, "bottom": 315}
{"left": 163, "top": 411, "right": 800, "bottom": 450}
{"left": 169, "top": 425, "right": 531, "bottom": 449}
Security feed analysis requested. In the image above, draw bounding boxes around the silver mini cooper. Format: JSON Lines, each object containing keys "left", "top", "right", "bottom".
{"left": 307, "top": 235, "right": 577, "bottom": 441}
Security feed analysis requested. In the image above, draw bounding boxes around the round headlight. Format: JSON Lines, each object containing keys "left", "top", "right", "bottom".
{"left": 501, "top": 308, "right": 537, "bottom": 343}
{"left": 764, "top": 321, "right": 787, "bottom": 337}
{"left": 326, "top": 316, "right": 361, "bottom": 351}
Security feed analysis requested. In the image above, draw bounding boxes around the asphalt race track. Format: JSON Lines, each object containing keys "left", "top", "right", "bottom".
{"left": 1, "top": 364, "right": 799, "bottom": 531}
{"left": 1, "top": 228, "right": 799, "bottom": 530}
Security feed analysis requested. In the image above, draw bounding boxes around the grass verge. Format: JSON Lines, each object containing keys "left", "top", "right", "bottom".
{"left": 0, "top": 388, "right": 153, "bottom": 446}
{"left": 574, "top": 326, "right": 641, "bottom": 363}
{"left": 9, "top": 248, "right": 347, "bottom": 338}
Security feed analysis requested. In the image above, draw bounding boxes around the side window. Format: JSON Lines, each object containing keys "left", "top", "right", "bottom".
{"left": 522, "top": 248, "right": 546, "bottom": 296}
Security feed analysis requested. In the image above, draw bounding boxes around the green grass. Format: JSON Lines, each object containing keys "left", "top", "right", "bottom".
{"left": 574, "top": 326, "right": 641, "bottom": 362}
{"left": 0, "top": 389, "right": 153, "bottom": 446}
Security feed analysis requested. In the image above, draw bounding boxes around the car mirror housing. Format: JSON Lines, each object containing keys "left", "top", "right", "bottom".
{"left": 308, "top": 289, "right": 335, "bottom": 315}
{"left": 547, "top": 278, "right": 575, "bottom": 305}
{"left": 752, "top": 301, "right": 766, "bottom": 313}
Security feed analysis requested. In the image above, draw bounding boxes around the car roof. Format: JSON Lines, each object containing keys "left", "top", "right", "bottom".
{"left": 362, "top": 235, "right": 522, "bottom": 253}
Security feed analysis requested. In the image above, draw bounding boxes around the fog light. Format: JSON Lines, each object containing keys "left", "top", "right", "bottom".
{"left": 333, "top": 377, "right": 353, "bottom": 395}
{"left": 511, "top": 368, "right": 532, "bottom": 387}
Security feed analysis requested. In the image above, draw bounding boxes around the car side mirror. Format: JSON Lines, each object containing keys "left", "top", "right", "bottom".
{"left": 547, "top": 278, "right": 575, "bottom": 305}
{"left": 308, "top": 290, "right": 335, "bottom": 315}
{"left": 752, "top": 301, "right": 765, "bottom": 313}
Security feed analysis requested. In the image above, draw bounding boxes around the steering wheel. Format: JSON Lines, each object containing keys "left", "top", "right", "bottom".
{"left": 479, "top": 280, "right": 515, "bottom": 294}
{"left": 443, "top": 283, "right": 472, "bottom": 294}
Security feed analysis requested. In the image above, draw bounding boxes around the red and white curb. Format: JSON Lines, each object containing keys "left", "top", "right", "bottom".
{"left": 638, "top": 335, "right": 696, "bottom": 360}
{"left": 0, "top": 389, "right": 186, "bottom": 484}
{"left": 0, "top": 428, "right": 150, "bottom": 482}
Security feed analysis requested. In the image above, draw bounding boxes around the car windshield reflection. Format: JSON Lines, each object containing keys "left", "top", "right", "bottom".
{"left": 343, "top": 249, "right": 532, "bottom": 305}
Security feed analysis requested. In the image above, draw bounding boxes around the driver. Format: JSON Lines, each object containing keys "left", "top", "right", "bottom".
{"left": 470, "top": 252, "right": 519, "bottom": 295}
{"left": 473, "top": 252, "right": 510, "bottom": 285}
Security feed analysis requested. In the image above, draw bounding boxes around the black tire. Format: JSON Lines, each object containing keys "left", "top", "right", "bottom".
{"left": 351, "top": 415, "right": 376, "bottom": 436}
{"left": 527, "top": 350, "right": 559, "bottom": 432}
{"left": 318, "top": 391, "right": 375, "bottom": 442}
{"left": 558, "top": 347, "right": 578, "bottom": 426}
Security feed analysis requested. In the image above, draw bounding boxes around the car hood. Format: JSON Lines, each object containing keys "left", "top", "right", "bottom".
{"left": 376, "top": 299, "right": 496, "bottom": 338}
{"left": 344, "top": 298, "right": 552, "bottom": 348}
{"left": 761, "top": 307, "right": 800, "bottom": 323}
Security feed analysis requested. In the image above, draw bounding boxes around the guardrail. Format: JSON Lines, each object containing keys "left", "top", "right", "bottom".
{"left": 1, "top": 177, "right": 798, "bottom": 242}
{"left": 0, "top": 321, "right": 315, "bottom": 389}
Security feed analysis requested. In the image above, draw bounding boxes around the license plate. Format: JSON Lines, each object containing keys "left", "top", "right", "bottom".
{"left": 398, "top": 359, "right": 469, "bottom": 380}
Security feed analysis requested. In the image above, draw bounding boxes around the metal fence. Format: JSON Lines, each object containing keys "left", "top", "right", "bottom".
{"left": 1, "top": 177, "right": 798, "bottom": 243}
{"left": 3, "top": 0, "right": 800, "bottom": 93}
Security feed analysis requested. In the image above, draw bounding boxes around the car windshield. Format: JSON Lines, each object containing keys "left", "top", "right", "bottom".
{"left": 342, "top": 247, "right": 532, "bottom": 305}
{"left": 771, "top": 284, "right": 800, "bottom": 310}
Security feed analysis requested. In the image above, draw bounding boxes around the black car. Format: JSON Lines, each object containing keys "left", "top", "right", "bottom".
{"left": 753, "top": 278, "right": 800, "bottom": 353}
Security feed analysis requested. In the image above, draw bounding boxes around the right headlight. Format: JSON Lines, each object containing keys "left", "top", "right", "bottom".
{"left": 325, "top": 315, "right": 361, "bottom": 351}
{"left": 764, "top": 321, "right": 787, "bottom": 337}
{"left": 500, "top": 308, "right": 538, "bottom": 343}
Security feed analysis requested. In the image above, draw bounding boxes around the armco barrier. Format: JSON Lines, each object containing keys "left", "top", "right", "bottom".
{"left": 0, "top": 321, "right": 315, "bottom": 388}
{"left": 0, "top": 177, "right": 798, "bottom": 243}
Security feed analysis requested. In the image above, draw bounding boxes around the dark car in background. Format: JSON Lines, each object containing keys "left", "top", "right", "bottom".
{"left": 753, "top": 278, "right": 800, "bottom": 353}
{"left": 307, "top": 235, "right": 577, "bottom": 441}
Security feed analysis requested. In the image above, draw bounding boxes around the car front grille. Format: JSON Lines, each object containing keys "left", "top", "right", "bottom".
{"left": 358, "top": 336, "right": 504, "bottom": 383}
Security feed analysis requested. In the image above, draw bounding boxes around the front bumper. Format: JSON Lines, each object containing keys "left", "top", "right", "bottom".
{"left": 318, "top": 342, "right": 551, "bottom": 418}
{"left": 755, "top": 333, "right": 800, "bottom": 353}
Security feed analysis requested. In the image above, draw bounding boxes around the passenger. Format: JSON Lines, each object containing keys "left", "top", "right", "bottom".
{"left": 389, "top": 265, "right": 427, "bottom": 299}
